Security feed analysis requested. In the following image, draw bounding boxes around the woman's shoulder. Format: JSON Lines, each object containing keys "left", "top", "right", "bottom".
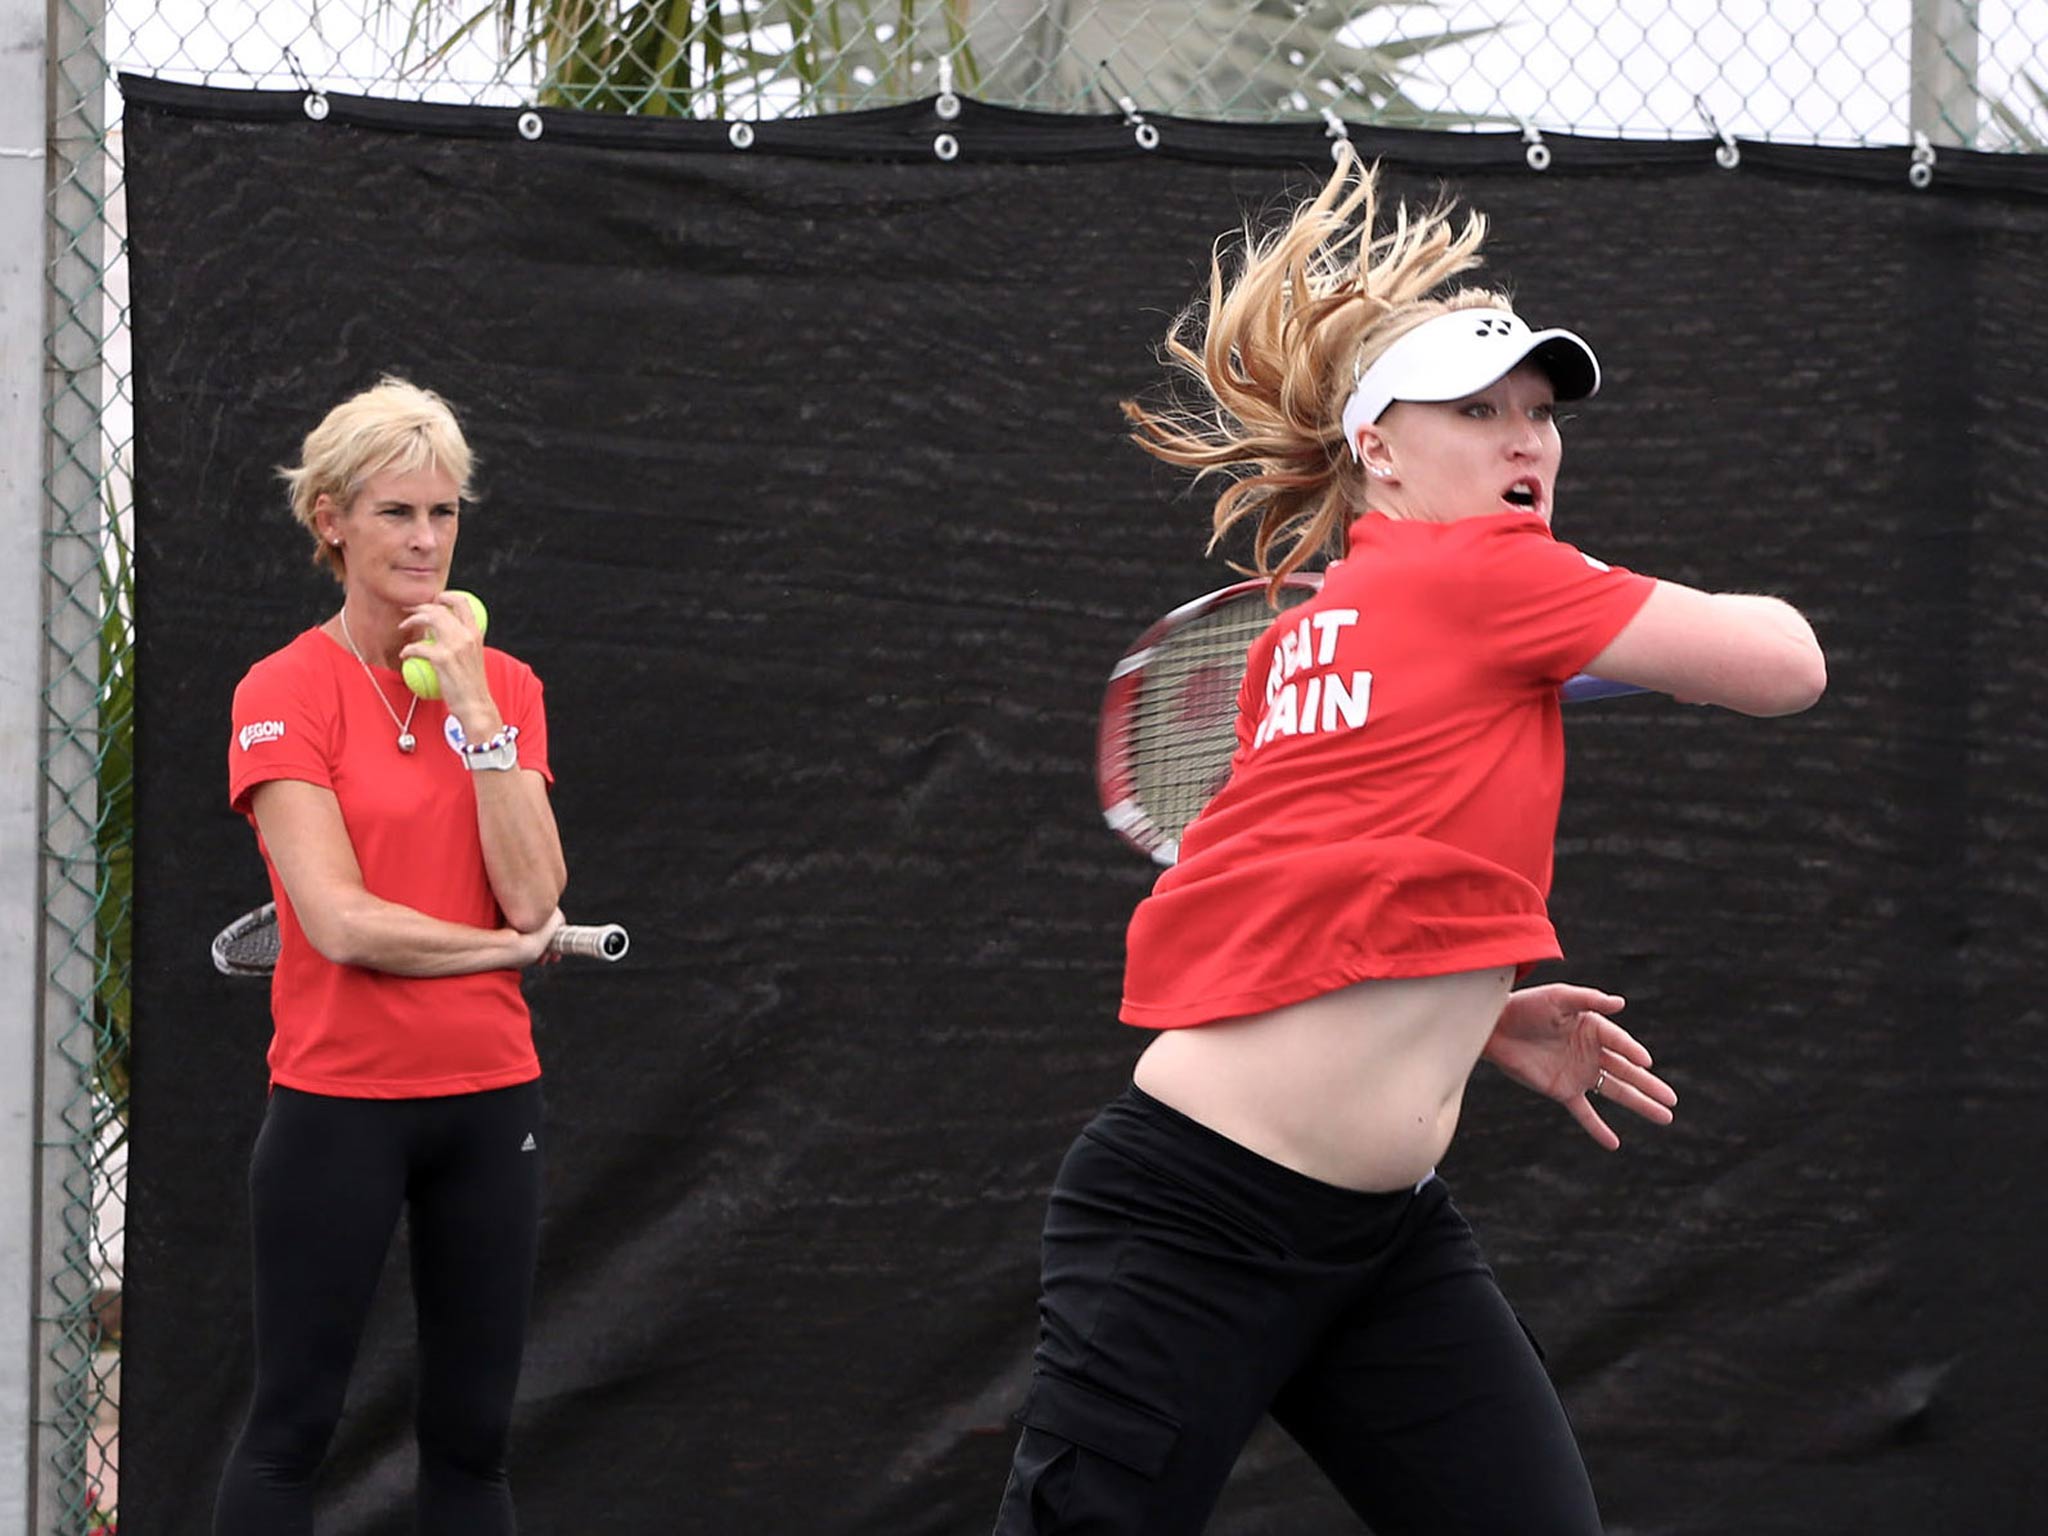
{"left": 237, "top": 626, "right": 339, "bottom": 688}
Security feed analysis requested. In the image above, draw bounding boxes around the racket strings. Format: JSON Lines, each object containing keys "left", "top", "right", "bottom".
{"left": 212, "top": 904, "right": 281, "bottom": 976}
{"left": 1119, "top": 588, "right": 1315, "bottom": 845}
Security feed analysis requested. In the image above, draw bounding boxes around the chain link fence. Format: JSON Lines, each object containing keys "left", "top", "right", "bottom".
{"left": 105, "top": 2, "right": 2048, "bottom": 142}
{"left": 39, "top": 1, "right": 2047, "bottom": 1531}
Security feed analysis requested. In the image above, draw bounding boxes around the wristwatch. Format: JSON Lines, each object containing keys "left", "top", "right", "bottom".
{"left": 461, "top": 724, "right": 520, "bottom": 772}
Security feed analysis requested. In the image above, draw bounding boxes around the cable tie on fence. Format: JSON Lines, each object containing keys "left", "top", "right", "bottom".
{"left": 1695, "top": 96, "right": 1739, "bottom": 170}
{"left": 935, "top": 54, "right": 961, "bottom": 120}
{"left": 1098, "top": 61, "right": 1161, "bottom": 150}
{"left": 1520, "top": 122, "right": 1550, "bottom": 172}
{"left": 283, "top": 48, "right": 329, "bottom": 122}
{"left": 1909, "top": 130, "right": 1936, "bottom": 190}
{"left": 0, "top": 147, "right": 46, "bottom": 160}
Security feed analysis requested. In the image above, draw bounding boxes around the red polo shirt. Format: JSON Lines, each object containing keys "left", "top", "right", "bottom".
{"left": 1121, "top": 511, "right": 1655, "bottom": 1029}
{"left": 229, "top": 628, "right": 553, "bottom": 1096}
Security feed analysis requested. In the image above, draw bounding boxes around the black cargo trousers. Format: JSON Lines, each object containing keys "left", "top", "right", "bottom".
{"left": 992, "top": 1084, "right": 1603, "bottom": 1536}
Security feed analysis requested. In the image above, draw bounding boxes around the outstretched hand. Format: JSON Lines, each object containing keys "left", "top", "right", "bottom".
{"left": 1482, "top": 984, "right": 1678, "bottom": 1150}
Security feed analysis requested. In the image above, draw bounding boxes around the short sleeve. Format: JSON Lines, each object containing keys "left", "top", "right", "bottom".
{"left": 489, "top": 652, "right": 553, "bottom": 784}
{"left": 228, "top": 647, "right": 335, "bottom": 815}
{"left": 1449, "top": 518, "right": 1657, "bottom": 686}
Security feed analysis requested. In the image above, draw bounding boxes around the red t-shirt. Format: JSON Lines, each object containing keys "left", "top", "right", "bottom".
{"left": 1121, "top": 511, "right": 1656, "bottom": 1029}
{"left": 228, "top": 627, "right": 554, "bottom": 1096}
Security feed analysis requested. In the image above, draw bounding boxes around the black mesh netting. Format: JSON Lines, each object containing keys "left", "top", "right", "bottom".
{"left": 119, "top": 75, "right": 2048, "bottom": 1534}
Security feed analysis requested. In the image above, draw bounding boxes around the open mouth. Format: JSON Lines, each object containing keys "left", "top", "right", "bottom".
{"left": 1501, "top": 478, "right": 1542, "bottom": 513}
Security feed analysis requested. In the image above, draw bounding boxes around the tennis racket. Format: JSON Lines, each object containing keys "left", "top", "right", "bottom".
{"left": 211, "top": 902, "right": 630, "bottom": 977}
{"left": 1095, "top": 572, "right": 1643, "bottom": 866}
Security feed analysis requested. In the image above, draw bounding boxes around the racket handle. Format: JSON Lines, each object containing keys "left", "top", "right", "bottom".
{"left": 549, "top": 923, "right": 630, "bottom": 962}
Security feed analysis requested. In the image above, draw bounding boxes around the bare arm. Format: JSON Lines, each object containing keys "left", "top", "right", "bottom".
{"left": 251, "top": 780, "right": 562, "bottom": 976}
{"left": 402, "top": 594, "right": 568, "bottom": 931}
{"left": 1586, "top": 580, "right": 1826, "bottom": 717}
{"left": 467, "top": 766, "right": 569, "bottom": 933}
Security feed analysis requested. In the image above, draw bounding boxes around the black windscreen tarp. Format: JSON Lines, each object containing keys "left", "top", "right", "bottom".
{"left": 120, "top": 73, "right": 2048, "bottom": 1534}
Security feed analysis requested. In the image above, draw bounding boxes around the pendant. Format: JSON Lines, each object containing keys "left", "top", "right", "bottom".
{"left": 398, "top": 732, "right": 417, "bottom": 754}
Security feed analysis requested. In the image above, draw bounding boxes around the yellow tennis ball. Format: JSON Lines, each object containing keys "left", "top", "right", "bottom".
{"left": 401, "top": 591, "right": 489, "bottom": 700}
{"left": 402, "top": 655, "right": 441, "bottom": 700}
{"left": 449, "top": 590, "right": 488, "bottom": 639}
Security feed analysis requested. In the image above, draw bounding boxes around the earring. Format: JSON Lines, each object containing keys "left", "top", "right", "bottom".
{"left": 1368, "top": 466, "right": 1392, "bottom": 480}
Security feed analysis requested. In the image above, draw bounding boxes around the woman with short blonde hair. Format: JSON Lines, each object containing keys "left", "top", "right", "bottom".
{"left": 282, "top": 375, "right": 475, "bottom": 582}
{"left": 218, "top": 377, "right": 567, "bottom": 1534}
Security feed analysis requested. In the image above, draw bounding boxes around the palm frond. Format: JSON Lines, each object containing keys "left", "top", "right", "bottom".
{"left": 379, "top": 0, "right": 1485, "bottom": 122}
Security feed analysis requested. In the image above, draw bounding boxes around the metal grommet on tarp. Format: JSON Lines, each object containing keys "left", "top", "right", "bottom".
{"left": 1697, "top": 97, "right": 1740, "bottom": 170}
{"left": 1321, "top": 106, "right": 1350, "bottom": 164}
{"left": 1522, "top": 123, "right": 1551, "bottom": 172}
{"left": 729, "top": 122, "right": 755, "bottom": 150}
{"left": 1116, "top": 92, "right": 1159, "bottom": 151}
{"left": 935, "top": 54, "right": 962, "bottom": 120}
{"left": 933, "top": 132, "right": 960, "bottom": 162}
{"left": 284, "top": 49, "right": 328, "bottom": 122}
{"left": 1098, "top": 60, "right": 1159, "bottom": 151}
{"left": 1910, "top": 131, "right": 1936, "bottom": 189}
{"left": 517, "top": 111, "right": 544, "bottom": 142}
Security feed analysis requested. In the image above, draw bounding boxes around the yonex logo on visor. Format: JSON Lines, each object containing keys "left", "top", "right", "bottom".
{"left": 1340, "top": 308, "right": 1601, "bottom": 462}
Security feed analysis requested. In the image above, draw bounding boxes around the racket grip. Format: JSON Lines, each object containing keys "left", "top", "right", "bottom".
{"left": 549, "top": 923, "right": 630, "bottom": 962}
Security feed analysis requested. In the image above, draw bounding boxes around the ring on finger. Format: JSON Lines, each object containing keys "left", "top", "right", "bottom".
{"left": 1591, "top": 1068, "right": 1608, "bottom": 1098}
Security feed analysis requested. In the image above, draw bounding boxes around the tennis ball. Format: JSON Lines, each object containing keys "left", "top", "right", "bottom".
{"left": 401, "top": 591, "right": 488, "bottom": 700}
{"left": 451, "top": 590, "right": 488, "bottom": 638}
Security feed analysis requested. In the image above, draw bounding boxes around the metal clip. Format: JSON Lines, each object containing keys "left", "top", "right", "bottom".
{"left": 1521, "top": 122, "right": 1550, "bottom": 172}
{"left": 1910, "top": 130, "right": 1936, "bottom": 190}
{"left": 284, "top": 49, "right": 328, "bottom": 122}
{"left": 935, "top": 54, "right": 961, "bottom": 121}
{"left": 1696, "top": 96, "right": 1740, "bottom": 170}
{"left": 1100, "top": 60, "right": 1160, "bottom": 150}
{"left": 1321, "top": 107, "right": 1351, "bottom": 164}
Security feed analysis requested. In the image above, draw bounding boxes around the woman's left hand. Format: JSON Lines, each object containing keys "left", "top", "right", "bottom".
{"left": 1481, "top": 984, "right": 1678, "bottom": 1150}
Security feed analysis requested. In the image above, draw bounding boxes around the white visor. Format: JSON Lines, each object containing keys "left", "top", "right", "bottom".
{"left": 1340, "top": 308, "right": 1600, "bottom": 461}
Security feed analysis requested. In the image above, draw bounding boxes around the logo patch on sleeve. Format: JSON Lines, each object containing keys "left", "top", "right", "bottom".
{"left": 238, "top": 720, "right": 286, "bottom": 751}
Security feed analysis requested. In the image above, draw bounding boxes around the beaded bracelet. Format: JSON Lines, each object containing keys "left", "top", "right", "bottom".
{"left": 460, "top": 723, "right": 520, "bottom": 756}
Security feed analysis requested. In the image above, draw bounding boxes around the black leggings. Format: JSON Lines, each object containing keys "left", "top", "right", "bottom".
{"left": 213, "top": 1080, "right": 544, "bottom": 1536}
{"left": 992, "top": 1084, "right": 1601, "bottom": 1536}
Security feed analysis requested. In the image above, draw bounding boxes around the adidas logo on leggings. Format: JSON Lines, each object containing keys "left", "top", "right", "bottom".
{"left": 519, "top": 1133, "right": 537, "bottom": 1152}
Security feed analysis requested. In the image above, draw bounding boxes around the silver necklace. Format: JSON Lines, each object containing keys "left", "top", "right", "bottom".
{"left": 337, "top": 607, "right": 421, "bottom": 753}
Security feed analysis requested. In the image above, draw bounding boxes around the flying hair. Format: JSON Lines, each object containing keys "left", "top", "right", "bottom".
{"left": 1121, "top": 144, "right": 1505, "bottom": 594}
